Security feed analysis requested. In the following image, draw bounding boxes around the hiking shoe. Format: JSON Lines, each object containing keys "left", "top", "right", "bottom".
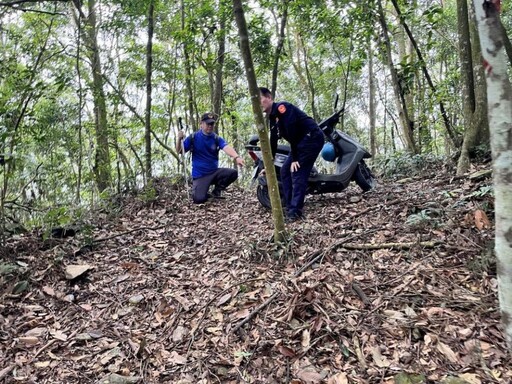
{"left": 285, "top": 213, "right": 303, "bottom": 223}
{"left": 211, "top": 188, "right": 225, "bottom": 199}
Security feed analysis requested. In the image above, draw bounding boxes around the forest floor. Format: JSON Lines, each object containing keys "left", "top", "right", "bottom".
{"left": 1, "top": 165, "right": 510, "bottom": 384}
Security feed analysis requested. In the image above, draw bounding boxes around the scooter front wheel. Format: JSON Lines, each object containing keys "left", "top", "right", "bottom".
{"left": 256, "top": 184, "right": 272, "bottom": 209}
{"left": 353, "top": 161, "right": 376, "bottom": 192}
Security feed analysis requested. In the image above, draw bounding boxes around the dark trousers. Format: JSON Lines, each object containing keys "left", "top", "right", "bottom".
{"left": 192, "top": 168, "right": 238, "bottom": 203}
{"left": 281, "top": 130, "right": 324, "bottom": 217}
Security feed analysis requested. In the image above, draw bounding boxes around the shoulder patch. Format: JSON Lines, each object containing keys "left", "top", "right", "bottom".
{"left": 278, "top": 104, "right": 287, "bottom": 114}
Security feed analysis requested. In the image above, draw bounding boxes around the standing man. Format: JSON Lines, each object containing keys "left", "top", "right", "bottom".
{"left": 177, "top": 112, "right": 244, "bottom": 203}
{"left": 259, "top": 87, "right": 324, "bottom": 221}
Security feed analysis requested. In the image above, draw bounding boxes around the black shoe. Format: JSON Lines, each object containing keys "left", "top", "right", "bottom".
{"left": 285, "top": 213, "right": 302, "bottom": 223}
{"left": 211, "top": 188, "right": 225, "bottom": 199}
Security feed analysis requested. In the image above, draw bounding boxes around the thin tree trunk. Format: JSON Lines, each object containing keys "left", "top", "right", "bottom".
{"left": 270, "top": 0, "right": 288, "bottom": 98}
{"left": 368, "top": 42, "right": 377, "bottom": 157}
{"left": 73, "top": 0, "right": 112, "bottom": 192}
{"left": 390, "top": 0, "right": 459, "bottom": 150}
{"left": 144, "top": 0, "right": 154, "bottom": 183}
{"left": 213, "top": 0, "right": 228, "bottom": 124}
{"left": 456, "top": 0, "right": 488, "bottom": 174}
{"left": 377, "top": 0, "right": 416, "bottom": 153}
{"left": 473, "top": 0, "right": 512, "bottom": 351}
{"left": 232, "top": 0, "right": 286, "bottom": 243}
{"left": 181, "top": 0, "right": 196, "bottom": 128}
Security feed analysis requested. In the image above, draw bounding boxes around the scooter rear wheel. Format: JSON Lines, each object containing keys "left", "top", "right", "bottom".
{"left": 257, "top": 184, "right": 272, "bottom": 209}
{"left": 353, "top": 161, "right": 375, "bottom": 192}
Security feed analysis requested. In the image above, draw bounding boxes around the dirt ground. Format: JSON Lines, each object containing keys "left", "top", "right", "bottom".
{"left": 1, "top": 168, "right": 509, "bottom": 384}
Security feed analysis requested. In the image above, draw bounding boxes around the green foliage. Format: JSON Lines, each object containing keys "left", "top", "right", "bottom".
{"left": 372, "top": 152, "right": 447, "bottom": 178}
{"left": 0, "top": 262, "right": 19, "bottom": 276}
{"left": 468, "top": 185, "right": 493, "bottom": 199}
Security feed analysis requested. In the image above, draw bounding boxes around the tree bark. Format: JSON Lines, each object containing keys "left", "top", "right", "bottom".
{"left": 181, "top": 0, "right": 196, "bottom": 128}
{"left": 144, "top": 0, "right": 155, "bottom": 182}
{"left": 473, "top": 0, "right": 512, "bottom": 351}
{"left": 270, "top": 0, "right": 288, "bottom": 99}
{"left": 377, "top": 0, "right": 417, "bottom": 153}
{"left": 457, "top": 0, "right": 489, "bottom": 174}
{"left": 368, "top": 42, "right": 377, "bottom": 157}
{"left": 73, "top": 0, "right": 112, "bottom": 192}
{"left": 390, "top": 0, "right": 460, "bottom": 151}
{"left": 213, "top": 0, "right": 227, "bottom": 120}
{"left": 232, "top": 0, "right": 286, "bottom": 243}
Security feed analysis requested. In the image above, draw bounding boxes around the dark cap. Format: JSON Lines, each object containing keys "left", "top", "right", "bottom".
{"left": 201, "top": 112, "right": 216, "bottom": 124}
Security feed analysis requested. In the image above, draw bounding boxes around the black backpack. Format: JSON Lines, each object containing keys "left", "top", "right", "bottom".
{"left": 188, "top": 131, "right": 221, "bottom": 158}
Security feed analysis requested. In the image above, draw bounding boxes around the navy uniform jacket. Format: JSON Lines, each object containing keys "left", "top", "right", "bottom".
{"left": 268, "top": 101, "right": 319, "bottom": 159}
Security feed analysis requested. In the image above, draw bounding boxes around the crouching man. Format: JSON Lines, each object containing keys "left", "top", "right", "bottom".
{"left": 177, "top": 113, "right": 244, "bottom": 203}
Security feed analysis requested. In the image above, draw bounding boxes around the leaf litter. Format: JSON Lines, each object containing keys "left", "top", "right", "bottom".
{"left": 1, "top": 168, "right": 510, "bottom": 383}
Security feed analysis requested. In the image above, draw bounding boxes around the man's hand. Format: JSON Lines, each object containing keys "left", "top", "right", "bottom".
{"left": 177, "top": 130, "right": 185, "bottom": 140}
{"left": 235, "top": 157, "right": 245, "bottom": 167}
{"left": 290, "top": 161, "right": 300, "bottom": 172}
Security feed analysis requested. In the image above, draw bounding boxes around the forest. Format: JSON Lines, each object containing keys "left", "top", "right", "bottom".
{"left": 1, "top": 0, "right": 512, "bottom": 383}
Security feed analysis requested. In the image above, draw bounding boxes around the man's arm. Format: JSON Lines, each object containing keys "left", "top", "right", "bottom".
{"left": 176, "top": 131, "right": 185, "bottom": 153}
{"left": 222, "top": 145, "right": 245, "bottom": 167}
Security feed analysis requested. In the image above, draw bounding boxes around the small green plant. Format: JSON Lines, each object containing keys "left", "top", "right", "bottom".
{"left": 405, "top": 209, "right": 438, "bottom": 229}
{"left": 0, "top": 262, "right": 18, "bottom": 276}
{"left": 139, "top": 185, "right": 157, "bottom": 203}
{"left": 469, "top": 185, "right": 493, "bottom": 198}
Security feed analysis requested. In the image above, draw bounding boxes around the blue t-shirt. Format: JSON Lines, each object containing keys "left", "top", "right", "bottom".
{"left": 183, "top": 130, "right": 227, "bottom": 179}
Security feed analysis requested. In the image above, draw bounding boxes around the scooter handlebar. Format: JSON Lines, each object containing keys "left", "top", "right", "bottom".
{"left": 318, "top": 108, "right": 344, "bottom": 130}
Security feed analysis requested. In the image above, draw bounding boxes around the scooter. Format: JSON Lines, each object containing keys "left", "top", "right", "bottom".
{"left": 244, "top": 107, "right": 375, "bottom": 209}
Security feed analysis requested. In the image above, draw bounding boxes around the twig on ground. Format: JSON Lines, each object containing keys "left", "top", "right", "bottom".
{"left": 232, "top": 292, "right": 279, "bottom": 334}
{"left": 341, "top": 241, "right": 438, "bottom": 250}
{"left": 351, "top": 282, "right": 371, "bottom": 306}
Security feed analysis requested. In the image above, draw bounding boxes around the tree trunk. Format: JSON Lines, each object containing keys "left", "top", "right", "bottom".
{"left": 368, "top": 42, "right": 377, "bottom": 157}
{"left": 181, "top": 0, "right": 196, "bottom": 128}
{"left": 377, "top": 0, "right": 416, "bottom": 153}
{"left": 457, "top": 0, "right": 489, "bottom": 174}
{"left": 73, "top": 0, "right": 112, "bottom": 192}
{"left": 270, "top": 0, "right": 288, "bottom": 98}
{"left": 144, "top": 0, "right": 155, "bottom": 183}
{"left": 213, "top": 1, "right": 227, "bottom": 120}
{"left": 390, "top": 0, "right": 459, "bottom": 151}
{"left": 232, "top": 0, "right": 286, "bottom": 243}
{"left": 473, "top": 0, "right": 512, "bottom": 351}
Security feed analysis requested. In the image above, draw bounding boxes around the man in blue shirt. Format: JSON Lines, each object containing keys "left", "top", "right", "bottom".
{"left": 177, "top": 113, "right": 244, "bottom": 203}
{"left": 259, "top": 87, "right": 324, "bottom": 221}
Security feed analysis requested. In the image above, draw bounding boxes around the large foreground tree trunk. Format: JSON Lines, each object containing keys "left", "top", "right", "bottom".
{"left": 473, "top": 0, "right": 512, "bottom": 351}
{"left": 232, "top": 0, "right": 286, "bottom": 243}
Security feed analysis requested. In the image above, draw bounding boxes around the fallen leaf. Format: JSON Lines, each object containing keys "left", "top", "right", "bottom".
{"left": 234, "top": 308, "right": 250, "bottom": 319}
{"left": 437, "top": 341, "right": 458, "bottom": 363}
{"left": 34, "top": 361, "right": 51, "bottom": 368}
{"left": 65, "top": 265, "right": 92, "bottom": 280}
{"left": 278, "top": 345, "right": 296, "bottom": 358}
{"left": 42, "top": 286, "right": 55, "bottom": 296}
{"left": 217, "top": 292, "right": 232, "bottom": 306}
{"left": 372, "top": 346, "right": 391, "bottom": 367}
{"left": 50, "top": 330, "right": 68, "bottom": 341}
{"left": 301, "top": 329, "right": 311, "bottom": 349}
{"left": 474, "top": 209, "right": 490, "bottom": 230}
{"left": 327, "top": 372, "right": 348, "bottom": 384}
{"left": 168, "top": 351, "right": 187, "bottom": 365}
{"left": 458, "top": 373, "right": 481, "bottom": 384}
{"left": 297, "top": 368, "right": 323, "bottom": 383}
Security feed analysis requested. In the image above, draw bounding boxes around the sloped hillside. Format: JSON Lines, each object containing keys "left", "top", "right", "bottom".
{"left": 1, "top": 168, "right": 509, "bottom": 384}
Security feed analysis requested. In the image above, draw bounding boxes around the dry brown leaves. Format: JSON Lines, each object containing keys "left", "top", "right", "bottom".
{"left": 1, "top": 168, "right": 510, "bottom": 384}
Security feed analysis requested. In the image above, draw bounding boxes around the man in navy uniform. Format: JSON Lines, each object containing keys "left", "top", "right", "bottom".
{"left": 177, "top": 113, "right": 244, "bottom": 203}
{"left": 259, "top": 87, "right": 324, "bottom": 221}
